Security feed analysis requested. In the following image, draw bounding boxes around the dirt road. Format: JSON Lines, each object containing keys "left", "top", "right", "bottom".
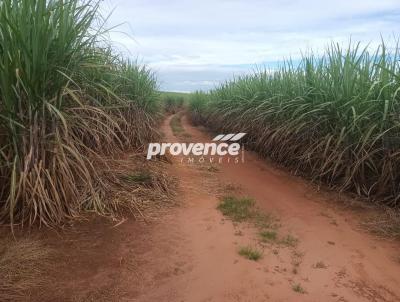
{"left": 29, "top": 113, "right": 400, "bottom": 302}
{"left": 128, "top": 113, "right": 400, "bottom": 302}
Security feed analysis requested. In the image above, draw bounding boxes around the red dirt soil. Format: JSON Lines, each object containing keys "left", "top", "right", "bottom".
{"left": 26, "top": 113, "right": 400, "bottom": 301}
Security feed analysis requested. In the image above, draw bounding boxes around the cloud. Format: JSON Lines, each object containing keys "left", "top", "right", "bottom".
{"left": 103, "top": 0, "right": 400, "bottom": 92}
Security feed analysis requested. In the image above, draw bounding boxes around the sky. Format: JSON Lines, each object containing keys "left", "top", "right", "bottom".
{"left": 102, "top": 0, "right": 400, "bottom": 92}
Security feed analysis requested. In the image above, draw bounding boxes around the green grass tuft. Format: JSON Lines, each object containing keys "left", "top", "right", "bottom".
{"left": 259, "top": 230, "right": 277, "bottom": 242}
{"left": 238, "top": 246, "right": 262, "bottom": 261}
{"left": 169, "top": 113, "right": 192, "bottom": 139}
{"left": 217, "top": 196, "right": 256, "bottom": 222}
{"left": 292, "top": 283, "right": 306, "bottom": 294}
{"left": 280, "top": 234, "right": 299, "bottom": 247}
